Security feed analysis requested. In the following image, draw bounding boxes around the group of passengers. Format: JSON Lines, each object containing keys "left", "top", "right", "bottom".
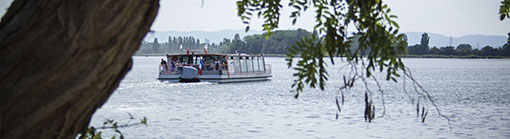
{"left": 159, "top": 56, "right": 226, "bottom": 73}
{"left": 159, "top": 59, "right": 174, "bottom": 73}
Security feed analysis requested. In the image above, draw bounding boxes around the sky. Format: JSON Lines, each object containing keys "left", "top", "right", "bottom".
{"left": 1, "top": 0, "right": 509, "bottom": 37}
{"left": 153, "top": 0, "right": 510, "bottom": 37}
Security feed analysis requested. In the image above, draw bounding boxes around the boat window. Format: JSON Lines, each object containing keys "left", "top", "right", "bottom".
{"left": 190, "top": 56, "right": 195, "bottom": 65}
{"left": 251, "top": 57, "right": 255, "bottom": 72}
{"left": 194, "top": 56, "right": 198, "bottom": 65}
{"left": 240, "top": 57, "right": 244, "bottom": 72}
{"left": 258, "top": 56, "right": 264, "bottom": 72}
{"left": 246, "top": 57, "right": 252, "bottom": 72}
{"left": 181, "top": 56, "right": 189, "bottom": 65}
{"left": 228, "top": 56, "right": 234, "bottom": 73}
{"left": 252, "top": 57, "right": 256, "bottom": 72}
{"left": 195, "top": 56, "right": 201, "bottom": 65}
{"left": 233, "top": 56, "right": 240, "bottom": 73}
{"left": 255, "top": 56, "right": 260, "bottom": 72}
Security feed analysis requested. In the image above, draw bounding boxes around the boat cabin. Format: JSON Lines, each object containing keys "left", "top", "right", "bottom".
{"left": 158, "top": 53, "right": 271, "bottom": 83}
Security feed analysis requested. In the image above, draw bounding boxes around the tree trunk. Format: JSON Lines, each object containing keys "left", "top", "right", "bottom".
{"left": 0, "top": 0, "right": 159, "bottom": 138}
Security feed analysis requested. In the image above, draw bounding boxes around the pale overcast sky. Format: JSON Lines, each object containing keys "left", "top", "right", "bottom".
{"left": 1, "top": 0, "right": 509, "bottom": 37}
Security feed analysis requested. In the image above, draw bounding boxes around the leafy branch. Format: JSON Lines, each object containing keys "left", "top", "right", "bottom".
{"left": 403, "top": 67, "right": 452, "bottom": 130}
{"left": 500, "top": 0, "right": 510, "bottom": 20}
{"left": 239, "top": 0, "right": 407, "bottom": 94}
{"left": 330, "top": 59, "right": 451, "bottom": 130}
{"left": 237, "top": 0, "right": 283, "bottom": 37}
{"left": 237, "top": 0, "right": 450, "bottom": 127}
{"left": 78, "top": 113, "right": 148, "bottom": 139}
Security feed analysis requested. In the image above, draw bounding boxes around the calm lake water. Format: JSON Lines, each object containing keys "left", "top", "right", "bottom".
{"left": 91, "top": 56, "right": 510, "bottom": 138}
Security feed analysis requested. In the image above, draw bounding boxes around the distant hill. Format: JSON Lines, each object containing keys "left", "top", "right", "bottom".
{"left": 405, "top": 32, "right": 507, "bottom": 49}
{"left": 143, "top": 29, "right": 263, "bottom": 44}
{"left": 144, "top": 30, "right": 508, "bottom": 49}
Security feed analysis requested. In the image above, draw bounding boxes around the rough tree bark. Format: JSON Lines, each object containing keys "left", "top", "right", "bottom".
{"left": 0, "top": 0, "right": 159, "bottom": 138}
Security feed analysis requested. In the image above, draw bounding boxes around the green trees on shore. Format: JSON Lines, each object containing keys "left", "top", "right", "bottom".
{"left": 137, "top": 29, "right": 312, "bottom": 55}
{"left": 137, "top": 36, "right": 208, "bottom": 54}
{"left": 407, "top": 33, "right": 510, "bottom": 57}
{"left": 217, "top": 29, "right": 312, "bottom": 54}
{"left": 138, "top": 31, "right": 510, "bottom": 58}
{"left": 408, "top": 33, "right": 430, "bottom": 55}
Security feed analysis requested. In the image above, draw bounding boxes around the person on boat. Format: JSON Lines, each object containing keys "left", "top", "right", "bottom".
{"left": 160, "top": 59, "right": 167, "bottom": 72}
{"left": 215, "top": 58, "right": 220, "bottom": 70}
{"left": 176, "top": 56, "right": 183, "bottom": 66}
{"left": 161, "top": 59, "right": 167, "bottom": 64}
{"left": 168, "top": 60, "right": 175, "bottom": 72}
{"left": 169, "top": 56, "right": 177, "bottom": 72}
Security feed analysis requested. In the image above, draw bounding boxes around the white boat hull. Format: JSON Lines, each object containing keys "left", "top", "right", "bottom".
{"left": 158, "top": 74, "right": 272, "bottom": 83}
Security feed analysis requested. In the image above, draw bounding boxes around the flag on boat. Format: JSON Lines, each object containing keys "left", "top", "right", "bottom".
{"left": 179, "top": 44, "right": 183, "bottom": 49}
{"left": 198, "top": 58, "right": 203, "bottom": 75}
{"left": 204, "top": 44, "right": 208, "bottom": 49}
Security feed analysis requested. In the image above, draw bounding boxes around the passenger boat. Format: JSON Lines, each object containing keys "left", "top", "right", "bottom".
{"left": 157, "top": 50, "right": 272, "bottom": 83}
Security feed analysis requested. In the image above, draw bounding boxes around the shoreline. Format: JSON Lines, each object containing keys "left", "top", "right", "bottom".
{"left": 401, "top": 54, "right": 507, "bottom": 59}
{"left": 134, "top": 54, "right": 509, "bottom": 59}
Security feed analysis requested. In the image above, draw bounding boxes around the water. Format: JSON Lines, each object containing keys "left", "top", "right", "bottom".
{"left": 91, "top": 57, "right": 510, "bottom": 138}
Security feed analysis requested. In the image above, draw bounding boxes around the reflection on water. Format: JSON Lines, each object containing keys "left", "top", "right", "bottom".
{"left": 91, "top": 57, "right": 510, "bottom": 138}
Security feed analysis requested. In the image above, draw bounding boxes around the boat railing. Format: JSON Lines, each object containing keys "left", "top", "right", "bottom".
{"left": 160, "top": 64, "right": 230, "bottom": 75}
{"left": 228, "top": 64, "right": 271, "bottom": 75}
{"left": 200, "top": 70, "right": 228, "bottom": 75}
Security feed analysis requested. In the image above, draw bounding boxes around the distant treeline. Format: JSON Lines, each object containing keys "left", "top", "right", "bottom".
{"left": 407, "top": 33, "right": 510, "bottom": 57}
{"left": 136, "top": 29, "right": 312, "bottom": 55}
{"left": 137, "top": 30, "right": 510, "bottom": 57}
{"left": 137, "top": 36, "right": 205, "bottom": 54}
